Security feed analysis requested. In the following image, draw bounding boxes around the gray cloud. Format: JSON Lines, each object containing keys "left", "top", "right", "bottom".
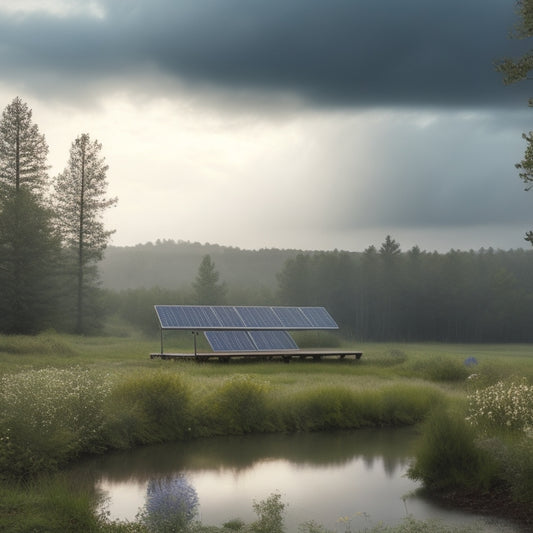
{"left": 1, "top": 0, "right": 531, "bottom": 252}
{"left": 0, "top": 0, "right": 529, "bottom": 108}
{"left": 317, "top": 110, "right": 532, "bottom": 230}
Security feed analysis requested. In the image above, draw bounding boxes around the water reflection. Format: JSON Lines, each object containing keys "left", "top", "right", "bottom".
{"left": 143, "top": 475, "right": 199, "bottom": 531}
{"left": 68, "top": 427, "right": 521, "bottom": 532}
{"left": 77, "top": 428, "right": 414, "bottom": 483}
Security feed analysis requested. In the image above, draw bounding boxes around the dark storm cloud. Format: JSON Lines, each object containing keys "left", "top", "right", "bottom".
{"left": 324, "top": 110, "right": 533, "bottom": 231}
{"left": 0, "top": 0, "right": 529, "bottom": 107}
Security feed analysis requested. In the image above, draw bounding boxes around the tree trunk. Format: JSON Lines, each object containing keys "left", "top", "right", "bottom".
{"left": 76, "top": 147, "right": 86, "bottom": 334}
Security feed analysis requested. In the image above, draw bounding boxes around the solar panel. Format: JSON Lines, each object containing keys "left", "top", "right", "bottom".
{"left": 235, "top": 306, "right": 283, "bottom": 328}
{"left": 272, "top": 306, "right": 312, "bottom": 328}
{"left": 211, "top": 306, "right": 246, "bottom": 328}
{"left": 204, "top": 331, "right": 257, "bottom": 352}
{"left": 300, "top": 307, "right": 338, "bottom": 329}
{"left": 155, "top": 305, "right": 221, "bottom": 329}
{"left": 204, "top": 330, "right": 299, "bottom": 351}
{"left": 155, "top": 306, "right": 175, "bottom": 328}
{"left": 249, "top": 330, "right": 298, "bottom": 351}
{"left": 154, "top": 305, "right": 338, "bottom": 330}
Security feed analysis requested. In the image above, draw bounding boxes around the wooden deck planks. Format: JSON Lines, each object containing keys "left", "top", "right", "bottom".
{"left": 150, "top": 350, "right": 363, "bottom": 362}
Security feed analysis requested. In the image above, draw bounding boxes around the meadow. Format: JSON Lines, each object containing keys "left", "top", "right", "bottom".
{"left": 0, "top": 329, "right": 532, "bottom": 532}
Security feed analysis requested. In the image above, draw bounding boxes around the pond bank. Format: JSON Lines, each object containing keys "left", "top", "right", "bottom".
{"left": 431, "top": 487, "right": 533, "bottom": 532}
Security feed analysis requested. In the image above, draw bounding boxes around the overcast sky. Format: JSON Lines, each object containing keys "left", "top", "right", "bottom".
{"left": 0, "top": 0, "right": 531, "bottom": 252}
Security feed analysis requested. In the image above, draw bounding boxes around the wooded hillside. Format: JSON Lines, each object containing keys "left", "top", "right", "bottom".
{"left": 100, "top": 240, "right": 301, "bottom": 290}
{"left": 103, "top": 239, "right": 533, "bottom": 342}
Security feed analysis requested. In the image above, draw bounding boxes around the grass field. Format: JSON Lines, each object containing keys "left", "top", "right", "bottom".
{"left": 1, "top": 329, "right": 532, "bottom": 532}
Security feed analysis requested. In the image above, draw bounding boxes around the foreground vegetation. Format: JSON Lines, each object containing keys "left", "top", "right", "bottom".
{"left": 0, "top": 330, "right": 532, "bottom": 531}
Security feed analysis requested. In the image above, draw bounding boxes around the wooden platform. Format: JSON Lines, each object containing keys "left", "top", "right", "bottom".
{"left": 150, "top": 350, "right": 363, "bottom": 362}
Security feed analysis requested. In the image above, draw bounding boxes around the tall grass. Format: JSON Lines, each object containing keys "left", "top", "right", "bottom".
{"left": 104, "top": 371, "right": 192, "bottom": 448}
{"left": 0, "top": 477, "right": 102, "bottom": 533}
{"left": 408, "top": 407, "right": 498, "bottom": 492}
{"left": 200, "top": 374, "right": 272, "bottom": 435}
{"left": 280, "top": 384, "right": 442, "bottom": 432}
{"left": 0, "top": 366, "right": 445, "bottom": 481}
{"left": 0, "top": 331, "right": 77, "bottom": 356}
{"left": 405, "top": 356, "right": 470, "bottom": 382}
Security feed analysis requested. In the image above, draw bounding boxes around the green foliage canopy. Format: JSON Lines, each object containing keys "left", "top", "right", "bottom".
{"left": 497, "top": 0, "right": 533, "bottom": 244}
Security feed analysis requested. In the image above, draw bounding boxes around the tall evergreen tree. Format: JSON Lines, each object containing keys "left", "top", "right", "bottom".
{"left": 496, "top": 0, "right": 533, "bottom": 87}
{"left": 497, "top": 0, "right": 533, "bottom": 244}
{"left": 516, "top": 132, "right": 533, "bottom": 244}
{"left": 0, "top": 97, "right": 60, "bottom": 333}
{"left": 276, "top": 253, "right": 312, "bottom": 305}
{"left": 0, "top": 97, "right": 49, "bottom": 198}
{"left": 0, "top": 190, "right": 61, "bottom": 332}
{"left": 53, "top": 133, "right": 117, "bottom": 333}
{"left": 192, "top": 254, "right": 226, "bottom": 304}
{"left": 377, "top": 236, "right": 402, "bottom": 339}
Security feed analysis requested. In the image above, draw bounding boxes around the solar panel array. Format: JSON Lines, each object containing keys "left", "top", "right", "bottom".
{"left": 154, "top": 305, "right": 338, "bottom": 331}
{"left": 154, "top": 305, "right": 338, "bottom": 353}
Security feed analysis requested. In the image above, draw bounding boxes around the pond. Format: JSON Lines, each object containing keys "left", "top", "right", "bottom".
{"left": 69, "top": 427, "right": 521, "bottom": 532}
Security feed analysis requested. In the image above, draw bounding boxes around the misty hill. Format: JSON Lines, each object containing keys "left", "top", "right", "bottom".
{"left": 99, "top": 240, "right": 305, "bottom": 291}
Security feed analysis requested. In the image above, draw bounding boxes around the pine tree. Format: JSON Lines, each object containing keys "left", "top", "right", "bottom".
{"left": 0, "top": 97, "right": 49, "bottom": 198}
{"left": 192, "top": 254, "right": 226, "bottom": 304}
{"left": 0, "top": 189, "right": 61, "bottom": 332}
{"left": 53, "top": 133, "right": 117, "bottom": 333}
{"left": 497, "top": 0, "right": 533, "bottom": 244}
{"left": 0, "top": 97, "right": 60, "bottom": 333}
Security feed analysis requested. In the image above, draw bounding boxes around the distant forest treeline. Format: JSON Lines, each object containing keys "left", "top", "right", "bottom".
{"left": 101, "top": 240, "right": 295, "bottom": 291}
{"left": 103, "top": 238, "right": 533, "bottom": 343}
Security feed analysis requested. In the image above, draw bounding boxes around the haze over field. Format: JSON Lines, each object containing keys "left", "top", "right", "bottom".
{"left": 0, "top": 0, "right": 531, "bottom": 252}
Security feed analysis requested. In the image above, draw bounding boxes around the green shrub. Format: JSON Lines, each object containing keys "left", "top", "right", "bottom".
{"left": 206, "top": 375, "right": 271, "bottom": 435}
{"left": 372, "top": 349, "right": 408, "bottom": 367}
{"left": 104, "top": 371, "right": 192, "bottom": 447}
{"left": 408, "top": 407, "right": 497, "bottom": 492}
{"left": 222, "top": 518, "right": 246, "bottom": 530}
{"left": 502, "top": 435, "right": 533, "bottom": 502}
{"left": 285, "top": 385, "right": 442, "bottom": 432}
{"left": 0, "top": 332, "right": 77, "bottom": 356}
{"left": 288, "top": 386, "right": 363, "bottom": 431}
{"left": 377, "top": 385, "right": 444, "bottom": 426}
{"left": 249, "top": 492, "right": 286, "bottom": 533}
{"left": 408, "top": 356, "right": 469, "bottom": 382}
{"left": 466, "top": 378, "right": 533, "bottom": 434}
{"left": 0, "top": 367, "right": 110, "bottom": 479}
{"left": 477, "top": 434, "right": 533, "bottom": 503}
{"left": 0, "top": 477, "right": 102, "bottom": 533}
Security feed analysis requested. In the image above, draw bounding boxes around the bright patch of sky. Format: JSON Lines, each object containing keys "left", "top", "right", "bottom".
{"left": 0, "top": 0, "right": 105, "bottom": 19}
